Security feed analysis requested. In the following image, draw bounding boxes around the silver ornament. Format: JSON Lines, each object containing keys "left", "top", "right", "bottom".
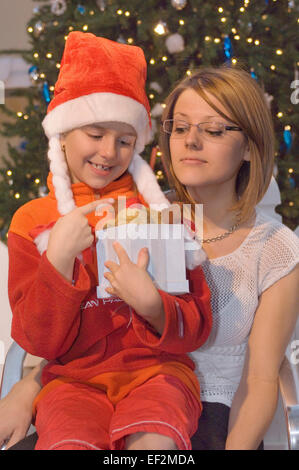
{"left": 171, "top": 0, "right": 188, "bottom": 10}
{"left": 50, "top": 0, "right": 67, "bottom": 16}
{"left": 33, "top": 20, "right": 45, "bottom": 38}
{"left": 96, "top": 0, "right": 106, "bottom": 11}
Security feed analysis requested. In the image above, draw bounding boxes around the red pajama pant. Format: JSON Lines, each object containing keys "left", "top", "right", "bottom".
{"left": 34, "top": 374, "right": 200, "bottom": 450}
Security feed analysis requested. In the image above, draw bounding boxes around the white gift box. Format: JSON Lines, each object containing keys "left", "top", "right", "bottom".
{"left": 96, "top": 223, "right": 190, "bottom": 298}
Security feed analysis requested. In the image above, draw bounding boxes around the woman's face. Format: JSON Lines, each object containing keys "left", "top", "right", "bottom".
{"left": 169, "top": 88, "right": 250, "bottom": 193}
{"left": 60, "top": 122, "right": 137, "bottom": 189}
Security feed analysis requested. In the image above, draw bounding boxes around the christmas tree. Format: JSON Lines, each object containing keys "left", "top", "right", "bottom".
{"left": 0, "top": 0, "right": 298, "bottom": 241}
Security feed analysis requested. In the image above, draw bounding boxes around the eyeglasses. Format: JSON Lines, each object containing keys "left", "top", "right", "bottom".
{"left": 162, "top": 119, "right": 243, "bottom": 142}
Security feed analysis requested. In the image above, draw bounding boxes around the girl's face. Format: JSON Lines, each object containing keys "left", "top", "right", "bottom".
{"left": 60, "top": 122, "right": 137, "bottom": 189}
{"left": 169, "top": 88, "right": 250, "bottom": 194}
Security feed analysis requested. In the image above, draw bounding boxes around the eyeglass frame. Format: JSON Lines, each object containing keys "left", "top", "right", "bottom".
{"left": 161, "top": 119, "right": 243, "bottom": 139}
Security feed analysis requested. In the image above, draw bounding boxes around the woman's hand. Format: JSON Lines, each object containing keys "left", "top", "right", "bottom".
{"left": 104, "top": 242, "right": 165, "bottom": 334}
{"left": 0, "top": 379, "right": 35, "bottom": 449}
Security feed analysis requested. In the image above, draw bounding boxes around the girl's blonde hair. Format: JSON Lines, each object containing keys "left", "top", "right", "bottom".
{"left": 159, "top": 65, "right": 275, "bottom": 224}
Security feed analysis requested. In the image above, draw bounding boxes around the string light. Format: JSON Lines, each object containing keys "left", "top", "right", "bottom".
{"left": 117, "top": 9, "right": 123, "bottom": 15}
{"left": 46, "top": 53, "right": 53, "bottom": 59}
{"left": 149, "top": 94, "right": 154, "bottom": 99}
{"left": 289, "top": 202, "right": 294, "bottom": 206}
{"left": 231, "top": 28, "right": 237, "bottom": 34}
{"left": 288, "top": 168, "right": 294, "bottom": 173}
{"left": 6, "top": 170, "right": 12, "bottom": 176}
{"left": 33, "top": 52, "right": 39, "bottom": 58}
{"left": 69, "top": 26, "right": 74, "bottom": 31}
{"left": 218, "top": 7, "right": 224, "bottom": 13}
{"left": 186, "top": 70, "right": 192, "bottom": 76}
{"left": 214, "top": 38, "right": 221, "bottom": 43}
{"left": 276, "top": 49, "right": 283, "bottom": 55}
{"left": 17, "top": 112, "right": 23, "bottom": 117}
{"left": 89, "top": 10, "right": 95, "bottom": 15}
{"left": 150, "top": 58, "right": 156, "bottom": 65}
{"left": 27, "top": 27, "right": 33, "bottom": 33}
{"left": 125, "top": 11, "right": 130, "bottom": 16}
{"left": 221, "top": 17, "right": 227, "bottom": 23}
{"left": 127, "top": 38, "right": 134, "bottom": 44}
{"left": 232, "top": 58, "right": 238, "bottom": 64}
{"left": 34, "top": 178, "right": 40, "bottom": 184}
{"left": 205, "top": 36, "right": 211, "bottom": 41}
{"left": 82, "top": 25, "right": 88, "bottom": 31}
{"left": 14, "top": 193, "right": 20, "bottom": 199}
{"left": 179, "top": 19, "right": 185, "bottom": 25}
{"left": 240, "top": 7, "right": 245, "bottom": 12}
{"left": 234, "top": 35, "right": 240, "bottom": 40}
{"left": 277, "top": 112, "right": 283, "bottom": 118}
{"left": 56, "top": 63, "right": 61, "bottom": 68}
{"left": 39, "top": 73, "right": 46, "bottom": 79}
{"left": 270, "top": 64, "right": 276, "bottom": 70}
{"left": 247, "top": 38, "right": 253, "bottom": 43}
{"left": 254, "top": 40, "right": 260, "bottom": 46}
{"left": 162, "top": 56, "right": 168, "bottom": 61}
{"left": 23, "top": 115, "right": 29, "bottom": 120}
{"left": 154, "top": 22, "right": 167, "bottom": 35}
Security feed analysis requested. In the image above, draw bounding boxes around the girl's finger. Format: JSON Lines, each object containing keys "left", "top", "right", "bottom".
{"left": 137, "top": 247, "right": 149, "bottom": 270}
{"left": 104, "top": 271, "right": 114, "bottom": 284}
{"left": 112, "top": 242, "right": 131, "bottom": 265}
{"left": 104, "top": 260, "right": 119, "bottom": 273}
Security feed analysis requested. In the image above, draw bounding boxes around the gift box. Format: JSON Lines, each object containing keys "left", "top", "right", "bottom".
{"left": 96, "top": 221, "right": 191, "bottom": 299}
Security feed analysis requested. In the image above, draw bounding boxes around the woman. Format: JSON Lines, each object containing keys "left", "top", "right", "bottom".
{"left": 1, "top": 65, "right": 298, "bottom": 450}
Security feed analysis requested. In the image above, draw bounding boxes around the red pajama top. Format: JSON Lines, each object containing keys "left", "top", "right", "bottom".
{"left": 8, "top": 171, "right": 212, "bottom": 409}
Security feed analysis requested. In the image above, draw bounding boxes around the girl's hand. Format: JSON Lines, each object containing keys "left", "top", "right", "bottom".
{"left": 104, "top": 242, "right": 165, "bottom": 334}
{"left": 46, "top": 198, "right": 114, "bottom": 281}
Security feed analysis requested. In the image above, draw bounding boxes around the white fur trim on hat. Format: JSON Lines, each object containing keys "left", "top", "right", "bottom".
{"left": 128, "top": 153, "right": 170, "bottom": 211}
{"left": 48, "top": 135, "right": 76, "bottom": 215}
{"left": 42, "top": 93, "right": 151, "bottom": 154}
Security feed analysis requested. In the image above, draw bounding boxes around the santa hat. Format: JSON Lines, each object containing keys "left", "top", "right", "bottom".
{"left": 42, "top": 31, "right": 170, "bottom": 215}
{"left": 41, "top": 32, "right": 205, "bottom": 268}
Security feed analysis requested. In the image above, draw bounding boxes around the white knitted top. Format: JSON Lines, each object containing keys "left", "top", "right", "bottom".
{"left": 189, "top": 207, "right": 299, "bottom": 407}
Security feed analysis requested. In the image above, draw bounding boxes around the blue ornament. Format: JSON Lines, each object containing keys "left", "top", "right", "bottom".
{"left": 19, "top": 140, "right": 28, "bottom": 151}
{"left": 250, "top": 69, "right": 258, "bottom": 80}
{"left": 77, "top": 4, "right": 86, "bottom": 15}
{"left": 42, "top": 81, "right": 51, "bottom": 103}
{"left": 283, "top": 129, "right": 292, "bottom": 151}
{"left": 288, "top": 176, "right": 296, "bottom": 189}
{"left": 28, "top": 65, "right": 39, "bottom": 81}
{"left": 224, "top": 36, "right": 233, "bottom": 62}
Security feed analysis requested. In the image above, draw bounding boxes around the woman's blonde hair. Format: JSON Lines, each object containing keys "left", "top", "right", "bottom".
{"left": 159, "top": 65, "right": 275, "bottom": 224}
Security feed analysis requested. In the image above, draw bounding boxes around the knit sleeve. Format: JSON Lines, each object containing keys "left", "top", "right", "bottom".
{"left": 258, "top": 224, "right": 299, "bottom": 296}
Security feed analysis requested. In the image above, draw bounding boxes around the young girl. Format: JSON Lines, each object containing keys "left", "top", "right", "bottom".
{"left": 2, "top": 32, "right": 212, "bottom": 451}
{"left": 1, "top": 63, "right": 298, "bottom": 450}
